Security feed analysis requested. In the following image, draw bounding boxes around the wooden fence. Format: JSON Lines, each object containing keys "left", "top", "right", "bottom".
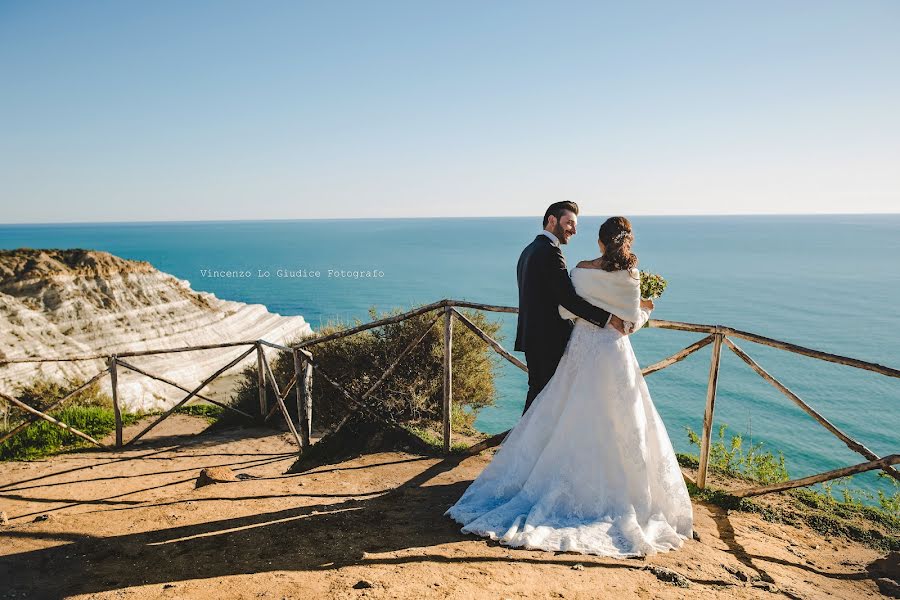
{"left": 2, "top": 298, "right": 898, "bottom": 499}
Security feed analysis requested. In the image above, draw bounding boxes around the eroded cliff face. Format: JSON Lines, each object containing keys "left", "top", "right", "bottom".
{"left": 0, "top": 249, "right": 313, "bottom": 411}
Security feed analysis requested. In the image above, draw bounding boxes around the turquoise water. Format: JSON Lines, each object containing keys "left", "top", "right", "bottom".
{"left": 2, "top": 215, "right": 898, "bottom": 499}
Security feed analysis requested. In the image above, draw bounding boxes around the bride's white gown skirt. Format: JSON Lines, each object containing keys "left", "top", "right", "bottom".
{"left": 446, "top": 321, "right": 693, "bottom": 557}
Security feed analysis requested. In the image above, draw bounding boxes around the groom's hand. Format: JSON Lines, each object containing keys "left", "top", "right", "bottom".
{"left": 608, "top": 315, "right": 628, "bottom": 335}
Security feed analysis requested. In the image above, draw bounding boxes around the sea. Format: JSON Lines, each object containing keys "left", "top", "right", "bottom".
{"left": 1, "top": 215, "right": 898, "bottom": 501}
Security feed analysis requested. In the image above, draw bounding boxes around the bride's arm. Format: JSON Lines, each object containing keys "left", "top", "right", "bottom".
{"left": 626, "top": 268, "right": 652, "bottom": 333}
{"left": 629, "top": 304, "right": 652, "bottom": 333}
{"left": 550, "top": 255, "right": 611, "bottom": 327}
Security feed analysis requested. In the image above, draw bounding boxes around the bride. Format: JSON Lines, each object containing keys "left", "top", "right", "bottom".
{"left": 446, "top": 216, "right": 693, "bottom": 557}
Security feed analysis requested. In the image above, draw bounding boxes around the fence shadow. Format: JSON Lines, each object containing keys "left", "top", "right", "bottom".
{"left": 0, "top": 456, "right": 528, "bottom": 597}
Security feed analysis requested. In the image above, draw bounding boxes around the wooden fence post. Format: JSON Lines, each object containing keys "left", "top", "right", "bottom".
{"left": 109, "top": 355, "right": 123, "bottom": 448}
{"left": 294, "top": 349, "right": 312, "bottom": 448}
{"left": 442, "top": 305, "right": 453, "bottom": 454}
{"left": 697, "top": 330, "right": 724, "bottom": 489}
{"left": 256, "top": 342, "right": 267, "bottom": 418}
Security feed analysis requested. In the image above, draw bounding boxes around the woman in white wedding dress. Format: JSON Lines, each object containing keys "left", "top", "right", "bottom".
{"left": 446, "top": 217, "right": 693, "bottom": 558}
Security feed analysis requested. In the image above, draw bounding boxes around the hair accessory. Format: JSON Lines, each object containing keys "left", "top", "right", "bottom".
{"left": 613, "top": 231, "right": 631, "bottom": 244}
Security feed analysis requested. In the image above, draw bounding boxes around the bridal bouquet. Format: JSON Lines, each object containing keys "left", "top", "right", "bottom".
{"left": 640, "top": 271, "right": 667, "bottom": 300}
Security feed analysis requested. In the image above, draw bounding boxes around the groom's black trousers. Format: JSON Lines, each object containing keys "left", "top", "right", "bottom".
{"left": 523, "top": 342, "right": 567, "bottom": 415}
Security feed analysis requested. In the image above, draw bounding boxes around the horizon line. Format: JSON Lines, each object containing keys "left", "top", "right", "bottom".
{"left": 3, "top": 210, "right": 900, "bottom": 227}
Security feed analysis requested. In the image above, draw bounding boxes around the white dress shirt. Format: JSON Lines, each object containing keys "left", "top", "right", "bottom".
{"left": 541, "top": 230, "right": 560, "bottom": 247}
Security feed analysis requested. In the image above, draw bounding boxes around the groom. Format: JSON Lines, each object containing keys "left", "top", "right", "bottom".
{"left": 515, "top": 201, "right": 626, "bottom": 414}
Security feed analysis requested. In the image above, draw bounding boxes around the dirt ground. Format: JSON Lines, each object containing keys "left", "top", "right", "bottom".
{"left": 0, "top": 416, "right": 894, "bottom": 599}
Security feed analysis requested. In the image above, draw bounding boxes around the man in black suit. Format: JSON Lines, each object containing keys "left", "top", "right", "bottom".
{"left": 514, "top": 201, "right": 626, "bottom": 414}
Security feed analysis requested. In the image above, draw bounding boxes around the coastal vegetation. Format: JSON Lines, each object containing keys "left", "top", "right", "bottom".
{"left": 0, "top": 376, "right": 223, "bottom": 460}
{"left": 684, "top": 423, "right": 789, "bottom": 485}
{"left": 226, "top": 306, "right": 500, "bottom": 435}
{"left": 678, "top": 423, "right": 899, "bottom": 551}
{"left": 0, "top": 376, "right": 133, "bottom": 461}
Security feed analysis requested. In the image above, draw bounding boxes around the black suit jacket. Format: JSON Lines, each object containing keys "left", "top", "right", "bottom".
{"left": 514, "top": 234, "right": 611, "bottom": 353}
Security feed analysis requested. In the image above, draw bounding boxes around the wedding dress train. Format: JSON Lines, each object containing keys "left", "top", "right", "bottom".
{"left": 446, "top": 267, "right": 693, "bottom": 557}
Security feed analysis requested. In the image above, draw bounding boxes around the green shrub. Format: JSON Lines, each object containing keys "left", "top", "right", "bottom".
{"left": 7, "top": 374, "right": 112, "bottom": 415}
{"left": 685, "top": 424, "right": 899, "bottom": 517}
{"left": 173, "top": 403, "right": 224, "bottom": 422}
{"left": 876, "top": 473, "right": 900, "bottom": 514}
{"left": 0, "top": 405, "right": 140, "bottom": 460}
{"left": 682, "top": 423, "right": 899, "bottom": 548}
{"left": 814, "top": 473, "right": 900, "bottom": 517}
{"left": 0, "top": 375, "right": 140, "bottom": 461}
{"left": 685, "top": 423, "right": 788, "bottom": 484}
{"left": 224, "top": 306, "right": 500, "bottom": 433}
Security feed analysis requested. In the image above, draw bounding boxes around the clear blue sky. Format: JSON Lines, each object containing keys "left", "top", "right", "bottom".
{"left": 1, "top": 1, "right": 898, "bottom": 223}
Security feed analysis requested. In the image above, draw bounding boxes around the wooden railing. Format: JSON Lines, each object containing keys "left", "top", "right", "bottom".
{"left": 0, "top": 341, "right": 312, "bottom": 452}
{"left": 2, "top": 298, "right": 898, "bottom": 499}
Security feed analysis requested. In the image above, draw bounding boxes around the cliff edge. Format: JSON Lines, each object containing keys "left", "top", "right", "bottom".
{"left": 0, "top": 248, "right": 312, "bottom": 410}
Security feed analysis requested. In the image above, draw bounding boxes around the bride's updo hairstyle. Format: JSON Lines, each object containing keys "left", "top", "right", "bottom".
{"left": 598, "top": 216, "right": 638, "bottom": 273}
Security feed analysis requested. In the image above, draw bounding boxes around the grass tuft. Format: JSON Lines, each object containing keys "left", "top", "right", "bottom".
{"left": 0, "top": 405, "right": 141, "bottom": 461}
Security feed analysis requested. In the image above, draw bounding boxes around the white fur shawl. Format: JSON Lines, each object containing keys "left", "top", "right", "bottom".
{"left": 559, "top": 267, "right": 644, "bottom": 324}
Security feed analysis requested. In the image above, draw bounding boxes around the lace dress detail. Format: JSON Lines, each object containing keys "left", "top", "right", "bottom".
{"left": 445, "top": 271, "right": 693, "bottom": 557}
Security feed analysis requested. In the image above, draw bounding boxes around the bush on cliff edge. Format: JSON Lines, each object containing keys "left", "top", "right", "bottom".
{"left": 225, "top": 306, "right": 501, "bottom": 434}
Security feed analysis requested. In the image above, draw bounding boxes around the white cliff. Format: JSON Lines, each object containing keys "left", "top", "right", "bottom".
{"left": 0, "top": 249, "right": 313, "bottom": 412}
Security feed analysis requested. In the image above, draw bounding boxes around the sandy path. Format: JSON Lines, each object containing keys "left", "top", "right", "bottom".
{"left": 0, "top": 417, "right": 891, "bottom": 599}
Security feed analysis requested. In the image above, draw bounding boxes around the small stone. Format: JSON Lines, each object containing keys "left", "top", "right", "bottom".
{"left": 723, "top": 564, "right": 751, "bottom": 582}
{"left": 163, "top": 584, "right": 175, "bottom": 589}
{"left": 32, "top": 514, "right": 49, "bottom": 522}
{"left": 691, "top": 530, "right": 701, "bottom": 542}
{"left": 195, "top": 466, "right": 238, "bottom": 488}
{"left": 752, "top": 581, "right": 778, "bottom": 593}
{"left": 0, "top": 511, "right": 8, "bottom": 526}
{"left": 759, "top": 572, "right": 776, "bottom": 584}
{"left": 571, "top": 563, "right": 584, "bottom": 571}
{"left": 352, "top": 580, "right": 373, "bottom": 589}
{"left": 644, "top": 565, "right": 690, "bottom": 588}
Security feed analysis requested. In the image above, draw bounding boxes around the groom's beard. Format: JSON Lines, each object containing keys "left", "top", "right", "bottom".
{"left": 552, "top": 223, "right": 569, "bottom": 244}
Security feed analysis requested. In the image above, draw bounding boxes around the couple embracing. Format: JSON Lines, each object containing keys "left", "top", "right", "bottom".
{"left": 446, "top": 201, "right": 694, "bottom": 558}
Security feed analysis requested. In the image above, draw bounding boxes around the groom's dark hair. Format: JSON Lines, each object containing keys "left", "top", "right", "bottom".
{"left": 543, "top": 201, "right": 579, "bottom": 227}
